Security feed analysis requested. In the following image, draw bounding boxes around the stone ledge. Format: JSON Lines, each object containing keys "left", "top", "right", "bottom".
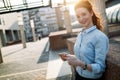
{"left": 46, "top": 50, "right": 72, "bottom": 80}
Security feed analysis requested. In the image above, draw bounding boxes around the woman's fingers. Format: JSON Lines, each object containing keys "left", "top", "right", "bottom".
{"left": 58, "top": 52, "right": 68, "bottom": 61}
{"left": 65, "top": 55, "right": 80, "bottom": 66}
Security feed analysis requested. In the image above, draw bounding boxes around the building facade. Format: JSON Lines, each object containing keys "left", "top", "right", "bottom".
{"left": 39, "top": 7, "right": 59, "bottom": 32}
{"left": 22, "top": 7, "right": 61, "bottom": 39}
{"left": 0, "top": 13, "right": 20, "bottom": 46}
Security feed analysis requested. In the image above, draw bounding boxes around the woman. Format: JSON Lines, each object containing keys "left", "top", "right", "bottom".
{"left": 59, "top": 0, "right": 109, "bottom": 80}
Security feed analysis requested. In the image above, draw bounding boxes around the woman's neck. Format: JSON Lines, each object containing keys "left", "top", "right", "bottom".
{"left": 84, "top": 22, "right": 94, "bottom": 30}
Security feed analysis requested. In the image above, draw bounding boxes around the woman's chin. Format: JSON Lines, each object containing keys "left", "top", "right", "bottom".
{"left": 81, "top": 24, "right": 87, "bottom": 28}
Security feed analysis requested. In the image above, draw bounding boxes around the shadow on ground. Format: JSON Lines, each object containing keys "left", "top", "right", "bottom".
{"left": 37, "top": 42, "right": 49, "bottom": 64}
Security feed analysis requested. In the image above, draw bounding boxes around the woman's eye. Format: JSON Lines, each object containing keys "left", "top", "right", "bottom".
{"left": 76, "top": 13, "right": 86, "bottom": 18}
{"left": 76, "top": 16, "right": 80, "bottom": 18}
{"left": 82, "top": 13, "right": 86, "bottom": 16}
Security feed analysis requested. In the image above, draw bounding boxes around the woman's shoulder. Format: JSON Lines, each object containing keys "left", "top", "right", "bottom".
{"left": 93, "top": 29, "right": 109, "bottom": 40}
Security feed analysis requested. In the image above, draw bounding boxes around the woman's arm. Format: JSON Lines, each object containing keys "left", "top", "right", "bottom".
{"left": 66, "top": 35, "right": 109, "bottom": 73}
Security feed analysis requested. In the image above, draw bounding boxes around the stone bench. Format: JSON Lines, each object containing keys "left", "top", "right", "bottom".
{"left": 49, "top": 28, "right": 82, "bottom": 50}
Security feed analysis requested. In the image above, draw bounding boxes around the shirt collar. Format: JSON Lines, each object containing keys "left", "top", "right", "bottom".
{"left": 82, "top": 25, "right": 96, "bottom": 34}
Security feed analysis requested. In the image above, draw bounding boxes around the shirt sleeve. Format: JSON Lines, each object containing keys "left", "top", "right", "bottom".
{"left": 91, "top": 35, "right": 109, "bottom": 73}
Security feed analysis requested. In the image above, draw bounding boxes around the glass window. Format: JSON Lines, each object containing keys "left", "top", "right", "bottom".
{"left": 0, "top": 0, "right": 4, "bottom": 7}
{"left": 51, "top": 0, "right": 64, "bottom": 7}
{"left": 27, "top": 0, "right": 43, "bottom": 8}
{"left": 0, "top": 0, "right": 5, "bottom": 11}
{"left": 27, "top": 0, "right": 42, "bottom": 3}
{"left": 0, "top": 0, "right": 49, "bottom": 13}
{"left": 10, "top": 0, "right": 23, "bottom": 6}
{"left": 42, "top": 0, "right": 49, "bottom": 6}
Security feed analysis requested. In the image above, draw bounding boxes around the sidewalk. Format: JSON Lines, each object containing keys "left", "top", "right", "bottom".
{"left": 0, "top": 37, "right": 49, "bottom": 80}
{"left": 0, "top": 36, "right": 119, "bottom": 80}
{"left": 0, "top": 37, "right": 72, "bottom": 80}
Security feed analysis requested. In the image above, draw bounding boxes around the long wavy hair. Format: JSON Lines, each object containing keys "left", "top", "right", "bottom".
{"left": 74, "top": 0, "right": 103, "bottom": 31}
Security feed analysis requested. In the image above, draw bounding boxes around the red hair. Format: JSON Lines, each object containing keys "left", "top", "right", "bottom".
{"left": 74, "top": 0, "right": 103, "bottom": 31}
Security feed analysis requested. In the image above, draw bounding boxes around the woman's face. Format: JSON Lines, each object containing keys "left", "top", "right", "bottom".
{"left": 75, "top": 7, "right": 93, "bottom": 28}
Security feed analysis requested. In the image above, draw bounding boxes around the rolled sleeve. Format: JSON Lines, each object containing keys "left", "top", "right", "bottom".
{"left": 91, "top": 36, "right": 109, "bottom": 73}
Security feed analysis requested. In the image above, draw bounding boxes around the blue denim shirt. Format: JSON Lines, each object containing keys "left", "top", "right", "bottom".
{"left": 74, "top": 26, "right": 109, "bottom": 79}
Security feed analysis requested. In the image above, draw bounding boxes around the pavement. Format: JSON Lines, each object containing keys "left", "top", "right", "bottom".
{"left": 0, "top": 37, "right": 72, "bottom": 80}
{"left": 0, "top": 36, "right": 120, "bottom": 80}
{"left": 0, "top": 37, "right": 49, "bottom": 80}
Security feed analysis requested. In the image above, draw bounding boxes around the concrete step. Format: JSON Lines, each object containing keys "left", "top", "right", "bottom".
{"left": 46, "top": 50, "right": 72, "bottom": 80}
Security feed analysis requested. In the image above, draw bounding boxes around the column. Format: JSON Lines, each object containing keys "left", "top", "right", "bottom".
{"left": 18, "top": 13, "right": 26, "bottom": 48}
{"left": 0, "top": 34, "right": 3, "bottom": 63}
{"left": 3, "top": 30, "right": 7, "bottom": 43}
{"left": 19, "top": 25, "right": 26, "bottom": 48}
{"left": 11, "top": 30, "right": 15, "bottom": 40}
{"left": 30, "top": 20, "right": 36, "bottom": 42}
{"left": 55, "top": 7, "right": 63, "bottom": 30}
{"left": 64, "top": 7, "right": 72, "bottom": 34}
{"left": 88, "top": 0, "right": 109, "bottom": 35}
{"left": 17, "top": 30, "right": 21, "bottom": 40}
{"left": 2, "top": 29, "right": 7, "bottom": 46}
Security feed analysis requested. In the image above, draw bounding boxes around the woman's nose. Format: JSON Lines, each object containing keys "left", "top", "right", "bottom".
{"left": 78, "top": 17, "right": 83, "bottom": 21}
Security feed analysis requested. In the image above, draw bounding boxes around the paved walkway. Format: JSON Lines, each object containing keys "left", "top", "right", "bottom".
{"left": 0, "top": 37, "right": 49, "bottom": 80}
{"left": 0, "top": 36, "right": 120, "bottom": 80}
{"left": 0, "top": 37, "right": 72, "bottom": 80}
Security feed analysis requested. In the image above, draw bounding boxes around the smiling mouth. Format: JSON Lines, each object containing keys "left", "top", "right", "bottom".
{"left": 79, "top": 20, "right": 86, "bottom": 24}
{"left": 80, "top": 22, "right": 86, "bottom": 24}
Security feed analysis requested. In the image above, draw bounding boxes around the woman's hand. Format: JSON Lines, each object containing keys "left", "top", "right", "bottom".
{"left": 59, "top": 53, "right": 86, "bottom": 68}
{"left": 58, "top": 52, "right": 68, "bottom": 61}
{"left": 66, "top": 54, "right": 83, "bottom": 67}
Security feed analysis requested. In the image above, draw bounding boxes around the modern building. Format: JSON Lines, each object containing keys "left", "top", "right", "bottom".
{"left": 0, "top": 13, "right": 20, "bottom": 46}
{"left": 22, "top": 11, "right": 32, "bottom": 41}
{"left": 39, "top": 7, "right": 59, "bottom": 32}
{"left": 22, "top": 7, "right": 59, "bottom": 37}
